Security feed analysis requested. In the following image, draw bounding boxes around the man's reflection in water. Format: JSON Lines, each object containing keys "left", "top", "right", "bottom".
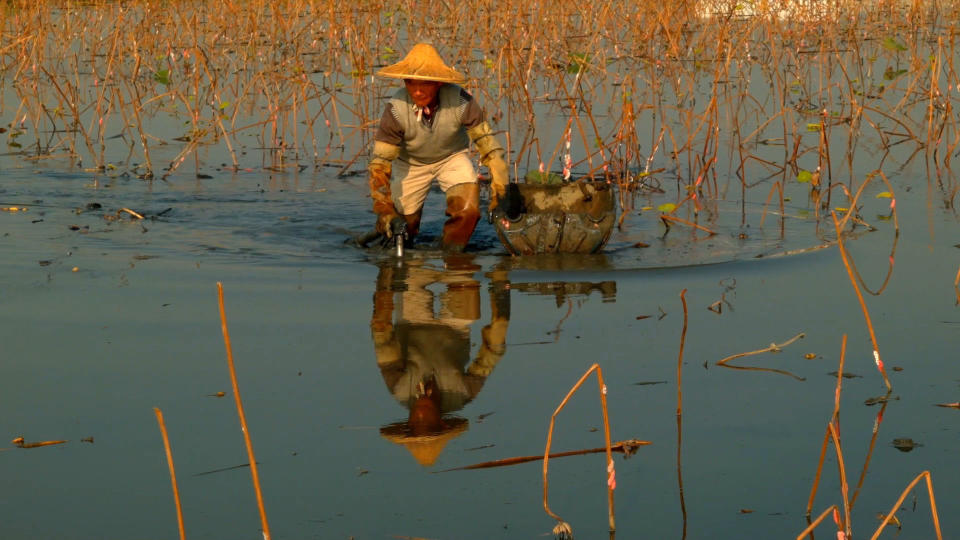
{"left": 371, "top": 255, "right": 510, "bottom": 466}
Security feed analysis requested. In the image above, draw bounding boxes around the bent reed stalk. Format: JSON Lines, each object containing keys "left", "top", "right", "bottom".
{"left": 217, "top": 282, "right": 271, "bottom": 540}
{"left": 542, "top": 363, "right": 616, "bottom": 538}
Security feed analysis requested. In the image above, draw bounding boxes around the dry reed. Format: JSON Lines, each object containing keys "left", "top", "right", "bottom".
{"left": 1, "top": 0, "right": 956, "bottom": 232}
{"left": 542, "top": 363, "right": 616, "bottom": 538}
{"left": 801, "top": 334, "right": 944, "bottom": 539}
{"left": 715, "top": 332, "right": 806, "bottom": 380}
{"left": 153, "top": 407, "right": 186, "bottom": 540}
{"left": 216, "top": 282, "right": 271, "bottom": 540}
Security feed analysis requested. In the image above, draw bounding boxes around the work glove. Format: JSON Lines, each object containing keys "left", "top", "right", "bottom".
{"left": 368, "top": 141, "right": 402, "bottom": 237}
{"left": 467, "top": 121, "right": 510, "bottom": 212}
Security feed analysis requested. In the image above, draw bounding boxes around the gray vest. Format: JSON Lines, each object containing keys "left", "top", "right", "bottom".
{"left": 390, "top": 84, "right": 470, "bottom": 165}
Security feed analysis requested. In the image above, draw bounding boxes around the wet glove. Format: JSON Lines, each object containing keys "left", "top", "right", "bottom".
{"left": 368, "top": 141, "right": 402, "bottom": 237}
{"left": 468, "top": 121, "right": 509, "bottom": 212}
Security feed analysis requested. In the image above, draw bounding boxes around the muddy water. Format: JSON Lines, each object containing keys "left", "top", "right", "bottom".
{"left": 1, "top": 145, "right": 957, "bottom": 540}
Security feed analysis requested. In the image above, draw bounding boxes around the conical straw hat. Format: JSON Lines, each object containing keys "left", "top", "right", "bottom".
{"left": 380, "top": 417, "right": 469, "bottom": 467}
{"left": 377, "top": 43, "right": 467, "bottom": 84}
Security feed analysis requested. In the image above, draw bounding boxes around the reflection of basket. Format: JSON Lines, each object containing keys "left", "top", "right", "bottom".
{"left": 491, "top": 181, "right": 616, "bottom": 255}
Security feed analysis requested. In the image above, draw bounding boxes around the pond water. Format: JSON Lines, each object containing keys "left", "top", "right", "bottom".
{"left": 1, "top": 142, "right": 957, "bottom": 539}
{"left": 2, "top": 2, "right": 960, "bottom": 536}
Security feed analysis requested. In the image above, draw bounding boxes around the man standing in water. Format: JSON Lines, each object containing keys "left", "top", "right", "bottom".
{"left": 368, "top": 43, "right": 509, "bottom": 251}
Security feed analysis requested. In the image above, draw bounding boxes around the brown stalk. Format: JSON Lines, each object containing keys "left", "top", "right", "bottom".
{"left": 868, "top": 471, "right": 942, "bottom": 540}
{"left": 828, "top": 421, "right": 852, "bottom": 538}
{"left": 806, "top": 334, "right": 848, "bottom": 517}
{"left": 543, "top": 363, "right": 616, "bottom": 536}
{"left": 659, "top": 214, "right": 716, "bottom": 236}
{"left": 953, "top": 263, "right": 959, "bottom": 305}
{"left": 217, "top": 282, "right": 271, "bottom": 540}
{"left": 831, "top": 210, "right": 892, "bottom": 391}
{"left": 796, "top": 505, "right": 840, "bottom": 540}
{"left": 153, "top": 407, "right": 186, "bottom": 540}
{"left": 715, "top": 332, "right": 806, "bottom": 381}
{"left": 439, "top": 440, "right": 649, "bottom": 472}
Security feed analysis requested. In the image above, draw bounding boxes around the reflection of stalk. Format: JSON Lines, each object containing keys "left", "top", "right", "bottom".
{"left": 805, "top": 335, "right": 848, "bottom": 518}
{"left": 849, "top": 400, "right": 889, "bottom": 510}
{"left": 676, "top": 289, "right": 688, "bottom": 540}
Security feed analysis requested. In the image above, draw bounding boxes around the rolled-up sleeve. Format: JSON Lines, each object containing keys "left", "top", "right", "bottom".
{"left": 374, "top": 103, "right": 404, "bottom": 146}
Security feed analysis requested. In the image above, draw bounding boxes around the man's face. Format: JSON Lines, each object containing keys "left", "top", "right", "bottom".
{"left": 404, "top": 79, "right": 442, "bottom": 108}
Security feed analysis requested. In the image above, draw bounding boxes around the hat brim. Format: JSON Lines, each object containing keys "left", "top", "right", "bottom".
{"left": 376, "top": 69, "right": 466, "bottom": 84}
{"left": 380, "top": 416, "right": 469, "bottom": 443}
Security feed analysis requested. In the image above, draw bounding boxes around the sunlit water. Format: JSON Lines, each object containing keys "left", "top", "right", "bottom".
{"left": 1, "top": 137, "right": 958, "bottom": 540}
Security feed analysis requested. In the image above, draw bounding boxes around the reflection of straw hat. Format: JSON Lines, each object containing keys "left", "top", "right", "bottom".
{"left": 380, "top": 417, "right": 469, "bottom": 466}
{"left": 377, "top": 43, "right": 467, "bottom": 84}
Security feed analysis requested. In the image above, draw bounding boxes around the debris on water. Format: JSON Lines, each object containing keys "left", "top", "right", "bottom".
{"left": 552, "top": 520, "right": 573, "bottom": 540}
{"left": 892, "top": 366, "right": 904, "bottom": 371}
{"left": 864, "top": 395, "right": 898, "bottom": 406}
{"left": 828, "top": 371, "right": 862, "bottom": 379}
{"left": 876, "top": 512, "right": 902, "bottom": 530}
{"left": 118, "top": 208, "right": 144, "bottom": 219}
{"left": 804, "top": 353, "right": 817, "bottom": 359}
{"left": 208, "top": 391, "right": 226, "bottom": 397}
{"left": 477, "top": 412, "right": 495, "bottom": 422}
{"left": 465, "top": 444, "right": 495, "bottom": 451}
{"left": 738, "top": 508, "right": 754, "bottom": 514}
{"left": 356, "top": 469, "right": 369, "bottom": 477}
{"left": 635, "top": 315, "right": 650, "bottom": 320}
{"left": 81, "top": 437, "right": 94, "bottom": 443}
{"left": 891, "top": 438, "right": 922, "bottom": 452}
{"left": 633, "top": 380, "right": 668, "bottom": 386}
{"left": 38, "top": 260, "right": 51, "bottom": 266}
{"left": 935, "top": 402, "right": 960, "bottom": 409}
{"left": 12, "top": 436, "right": 68, "bottom": 448}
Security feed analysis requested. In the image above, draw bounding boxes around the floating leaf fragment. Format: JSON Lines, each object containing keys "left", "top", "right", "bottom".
{"left": 797, "top": 170, "right": 813, "bottom": 183}
{"left": 876, "top": 512, "right": 902, "bottom": 529}
{"left": 876, "top": 191, "right": 893, "bottom": 198}
{"left": 804, "top": 353, "right": 817, "bottom": 359}
{"left": 935, "top": 402, "right": 960, "bottom": 409}
{"left": 883, "top": 68, "right": 908, "bottom": 81}
{"left": 153, "top": 69, "right": 171, "bottom": 85}
{"left": 881, "top": 37, "right": 908, "bottom": 52}
{"left": 828, "top": 371, "right": 861, "bottom": 378}
{"left": 864, "top": 394, "right": 898, "bottom": 406}
{"left": 891, "top": 438, "right": 921, "bottom": 452}
{"left": 657, "top": 203, "right": 677, "bottom": 213}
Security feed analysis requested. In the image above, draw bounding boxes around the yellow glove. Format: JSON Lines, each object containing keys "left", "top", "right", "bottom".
{"left": 468, "top": 121, "right": 509, "bottom": 212}
{"left": 368, "top": 141, "right": 401, "bottom": 236}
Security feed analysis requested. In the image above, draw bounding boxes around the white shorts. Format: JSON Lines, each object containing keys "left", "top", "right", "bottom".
{"left": 391, "top": 150, "right": 477, "bottom": 215}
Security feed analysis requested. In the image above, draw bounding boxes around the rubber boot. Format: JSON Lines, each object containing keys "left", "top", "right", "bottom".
{"left": 402, "top": 209, "right": 422, "bottom": 242}
{"left": 441, "top": 183, "right": 480, "bottom": 252}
